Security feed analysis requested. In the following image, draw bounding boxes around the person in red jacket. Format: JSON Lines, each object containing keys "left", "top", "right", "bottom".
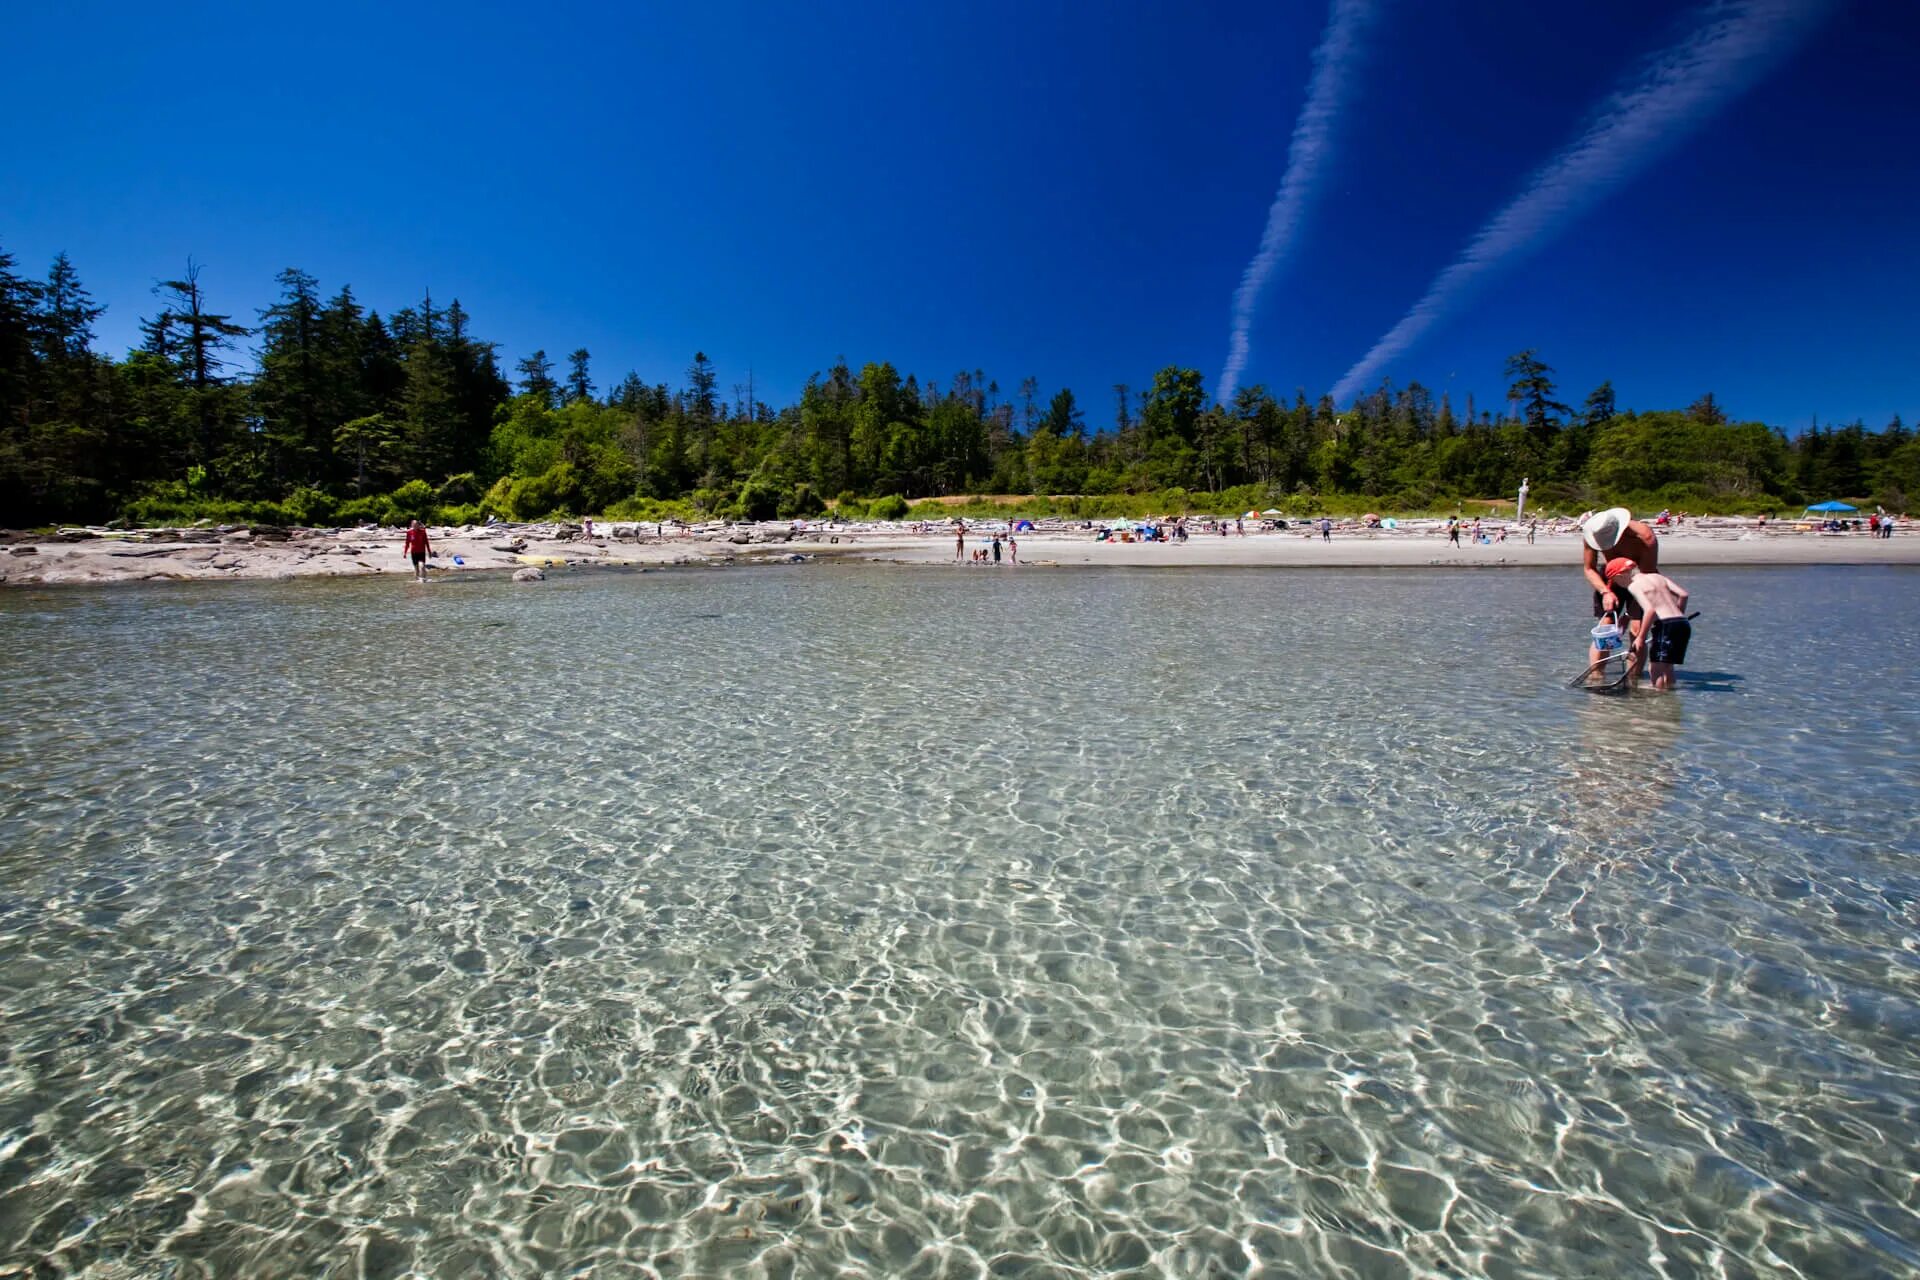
{"left": 403, "top": 519, "right": 431, "bottom": 581}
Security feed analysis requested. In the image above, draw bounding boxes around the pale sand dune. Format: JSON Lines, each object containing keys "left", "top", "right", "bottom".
{"left": 828, "top": 523, "right": 1919, "bottom": 569}
{"left": 2, "top": 521, "right": 1914, "bottom": 586}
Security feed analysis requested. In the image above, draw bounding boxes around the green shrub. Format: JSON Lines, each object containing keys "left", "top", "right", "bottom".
{"left": 866, "top": 493, "right": 909, "bottom": 521}
{"left": 389, "top": 479, "right": 435, "bottom": 516}
{"left": 436, "top": 472, "right": 479, "bottom": 504}
{"left": 432, "top": 503, "right": 484, "bottom": 527}
{"left": 481, "top": 476, "right": 515, "bottom": 517}
{"left": 507, "top": 463, "right": 582, "bottom": 520}
{"left": 734, "top": 481, "right": 781, "bottom": 522}
{"left": 602, "top": 494, "right": 701, "bottom": 523}
{"left": 282, "top": 486, "right": 338, "bottom": 526}
{"left": 338, "top": 495, "right": 399, "bottom": 527}
{"left": 778, "top": 483, "right": 826, "bottom": 519}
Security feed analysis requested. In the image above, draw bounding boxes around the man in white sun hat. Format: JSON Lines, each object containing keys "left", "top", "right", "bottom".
{"left": 1579, "top": 507, "right": 1659, "bottom": 667}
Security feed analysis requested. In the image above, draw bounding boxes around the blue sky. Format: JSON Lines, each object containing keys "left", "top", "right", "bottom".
{"left": 3, "top": 0, "right": 1913, "bottom": 430}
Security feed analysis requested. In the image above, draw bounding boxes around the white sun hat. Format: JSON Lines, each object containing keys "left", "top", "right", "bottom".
{"left": 1581, "top": 507, "right": 1632, "bottom": 551}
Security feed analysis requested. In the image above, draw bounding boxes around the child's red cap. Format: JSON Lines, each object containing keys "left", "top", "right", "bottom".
{"left": 1603, "top": 556, "right": 1636, "bottom": 584}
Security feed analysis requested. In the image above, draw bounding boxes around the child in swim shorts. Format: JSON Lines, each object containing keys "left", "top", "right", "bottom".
{"left": 1603, "top": 557, "right": 1691, "bottom": 690}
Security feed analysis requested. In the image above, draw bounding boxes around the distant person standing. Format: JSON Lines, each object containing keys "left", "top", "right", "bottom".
{"left": 991, "top": 534, "right": 1002, "bottom": 565}
{"left": 403, "top": 519, "right": 432, "bottom": 582}
{"left": 1007, "top": 532, "right": 1018, "bottom": 564}
{"left": 1319, "top": 516, "right": 1332, "bottom": 542}
{"left": 1447, "top": 517, "right": 1461, "bottom": 547}
{"left": 954, "top": 522, "right": 966, "bottom": 563}
{"left": 1527, "top": 519, "right": 1537, "bottom": 545}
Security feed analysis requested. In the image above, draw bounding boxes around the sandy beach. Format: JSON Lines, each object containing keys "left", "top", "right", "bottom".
{"left": 1, "top": 516, "right": 1913, "bottom": 586}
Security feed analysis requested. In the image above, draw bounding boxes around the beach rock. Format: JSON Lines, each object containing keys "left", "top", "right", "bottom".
{"left": 512, "top": 567, "right": 546, "bottom": 583}
{"left": 9, "top": 545, "right": 37, "bottom": 556}
{"left": 729, "top": 532, "right": 752, "bottom": 545}
{"left": 250, "top": 525, "right": 291, "bottom": 541}
{"left": 491, "top": 542, "right": 526, "bottom": 553}
{"left": 222, "top": 530, "right": 251, "bottom": 543}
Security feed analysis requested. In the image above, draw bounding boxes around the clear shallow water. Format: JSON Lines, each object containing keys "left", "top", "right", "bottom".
{"left": 1, "top": 563, "right": 1917, "bottom": 1280}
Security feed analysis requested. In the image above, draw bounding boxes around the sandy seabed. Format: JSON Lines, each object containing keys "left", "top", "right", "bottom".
{"left": 2, "top": 517, "right": 1914, "bottom": 587}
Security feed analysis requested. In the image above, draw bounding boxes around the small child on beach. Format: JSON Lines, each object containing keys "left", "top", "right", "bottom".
{"left": 1604, "top": 557, "right": 1692, "bottom": 690}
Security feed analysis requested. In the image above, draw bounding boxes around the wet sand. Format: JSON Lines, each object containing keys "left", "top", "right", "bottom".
{"left": 2, "top": 518, "right": 1913, "bottom": 586}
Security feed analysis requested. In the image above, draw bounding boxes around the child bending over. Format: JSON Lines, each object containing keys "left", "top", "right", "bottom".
{"left": 1603, "top": 557, "right": 1692, "bottom": 690}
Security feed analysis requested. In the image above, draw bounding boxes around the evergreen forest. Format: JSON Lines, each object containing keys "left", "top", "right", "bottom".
{"left": 3, "top": 248, "right": 1915, "bottom": 527}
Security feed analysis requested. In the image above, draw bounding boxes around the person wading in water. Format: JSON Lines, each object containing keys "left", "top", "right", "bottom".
{"left": 1579, "top": 507, "right": 1658, "bottom": 668}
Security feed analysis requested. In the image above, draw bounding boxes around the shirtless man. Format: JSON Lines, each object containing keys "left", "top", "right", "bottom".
{"left": 1580, "top": 507, "right": 1657, "bottom": 666}
{"left": 1604, "top": 558, "right": 1692, "bottom": 690}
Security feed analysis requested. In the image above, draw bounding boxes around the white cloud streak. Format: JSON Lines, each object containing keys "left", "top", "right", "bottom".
{"left": 1216, "top": 0, "right": 1377, "bottom": 405}
{"left": 1330, "top": 0, "right": 1836, "bottom": 405}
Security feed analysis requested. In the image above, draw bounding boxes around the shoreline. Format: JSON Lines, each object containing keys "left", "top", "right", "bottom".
{"left": 2, "top": 518, "right": 1915, "bottom": 587}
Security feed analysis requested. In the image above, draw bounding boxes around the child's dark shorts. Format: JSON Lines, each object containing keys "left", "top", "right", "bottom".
{"left": 1649, "top": 616, "right": 1691, "bottom": 665}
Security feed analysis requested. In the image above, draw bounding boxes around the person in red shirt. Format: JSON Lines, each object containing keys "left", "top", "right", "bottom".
{"left": 402, "top": 519, "right": 431, "bottom": 581}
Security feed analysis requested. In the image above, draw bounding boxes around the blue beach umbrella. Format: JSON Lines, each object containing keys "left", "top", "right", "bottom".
{"left": 1805, "top": 500, "right": 1858, "bottom": 513}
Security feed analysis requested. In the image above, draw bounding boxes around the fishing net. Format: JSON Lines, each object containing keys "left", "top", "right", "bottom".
{"left": 1567, "top": 647, "right": 1633, "bottom": 693}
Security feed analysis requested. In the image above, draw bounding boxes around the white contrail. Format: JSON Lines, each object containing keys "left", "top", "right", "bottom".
{"left": 1330, "top": 0, "right": 1836, "bottom": 405}
{"left": 1216, "top": 0, "right": 1377, "bottom": 405}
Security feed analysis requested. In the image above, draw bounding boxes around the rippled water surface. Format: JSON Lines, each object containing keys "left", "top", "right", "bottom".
{"left": 2, "top": 563, "right": 1918, "bottom": 1279}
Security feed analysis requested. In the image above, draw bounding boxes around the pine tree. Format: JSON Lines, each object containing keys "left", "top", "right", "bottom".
{"left": 1503, "top": 349, "right": 1568, "bottom": 440}
{"left": 1581, "top": 380, "right": 1616, "bottom": 428}
{"left": 401, "top": 338, "right": 458, "bottom": 481}
{"left": 516, "top": 350, "right": 557, "bottom": 407}
{"left": 35, "top": 253, "right": 103, "bottom": 362}
{"left": 254, "top": 268, "right": 327, "bottom": 484}
{"left": 566, "top": 348, "right": 593, "bottom": 403}
{"left": 151, "top": 262, "right": 251, "bottom": 468}
{"left": 1687, "top": 392, "right": 1727, "bottom": 425}
{"left": 0, "top": 246, "right": 36, "bottom": 436}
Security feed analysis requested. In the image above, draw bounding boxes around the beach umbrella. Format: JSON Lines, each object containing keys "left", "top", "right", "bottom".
{"left": 1243, "top": 510, "right": 1260, "bottom": 519}
{"left": 1261, "top": 508, "right": 1282, "bottom": 516}
{"left": 1806, "top": 500, "right": 1858, "bottom": 513}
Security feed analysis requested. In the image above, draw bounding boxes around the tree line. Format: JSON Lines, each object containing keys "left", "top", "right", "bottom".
{"left": 2, "top": 246, "right": 1914, "bottom": 526}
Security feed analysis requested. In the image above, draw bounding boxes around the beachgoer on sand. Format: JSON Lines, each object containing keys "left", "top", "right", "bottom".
{"left": 403, "top": 519, "right": 431, "bottom": 582}
{"left": 954, "top": 522, "right": 965, "bottom": 563}
{"left": 1580, "top": 507, "right": 1658, "bottom": 665}
{"left": 1605, "top": 557, "right": 1692, "bottom": 690}
{"left": 1447, "top": 517, "right": 1460, "bottom": 547}
{"left": 1007, "top": 533, "right": 1018, "bottom": 564}
{"left": 991, "top": 534, "right": 1002, "bottom": 565}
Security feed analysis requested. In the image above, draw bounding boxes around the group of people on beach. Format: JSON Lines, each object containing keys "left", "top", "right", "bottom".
{"left": 1578, "top": 507, "right": 1691, "bottom": 691}
{"left": 1445, "top": 516, "right": 1538, "bottom": 546}
{"left": 952, "top": 522, "right": 1017, "bottom": 566}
